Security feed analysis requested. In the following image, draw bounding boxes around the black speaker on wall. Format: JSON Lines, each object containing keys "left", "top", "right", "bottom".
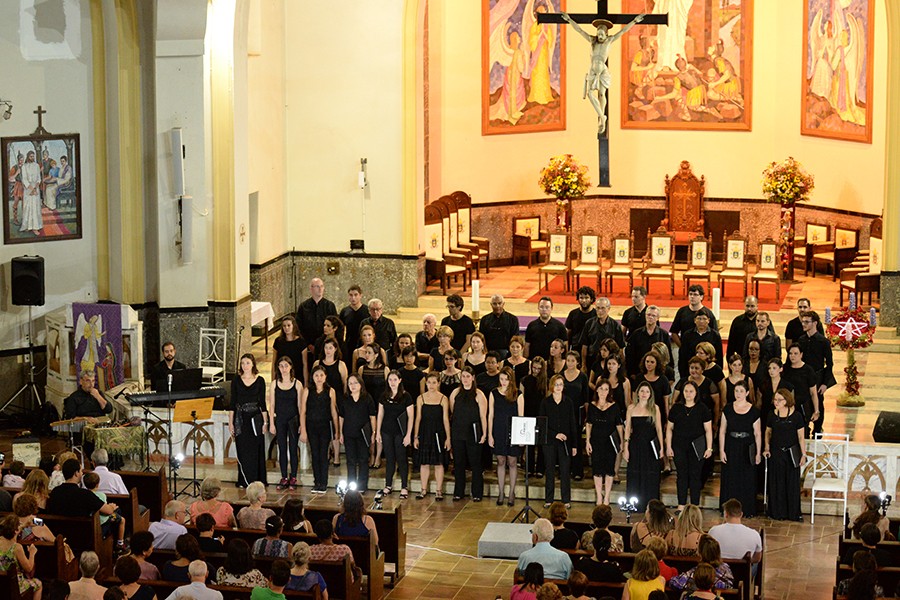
{"left": 872, "top": 411, "right": 900, "bottom": 444}
{"left": 11, "top": 255, "right": 45, "bottom": 306}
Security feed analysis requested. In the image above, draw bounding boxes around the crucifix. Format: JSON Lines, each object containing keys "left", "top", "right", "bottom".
{"left": 539, "top": 1, "right": 667, "bottom": 187}
{"left": 32, "top": 105, "right": 50, "bottom": 136}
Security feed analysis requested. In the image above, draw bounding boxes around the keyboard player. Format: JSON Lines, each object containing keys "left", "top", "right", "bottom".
{"left": 149, "top": 341, "right": 187, "bottom": 390}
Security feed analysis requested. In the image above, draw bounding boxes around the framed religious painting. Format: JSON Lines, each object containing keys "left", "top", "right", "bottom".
{"left": 619, "top": 0, "right": 753, "bottom": 131}
{"left": 801, "top": 0, "right": 874, "bottom": 143}
{"left": 2, "top": 133, "right": 82, "bottom": 244}
{"left": 482, "top": 0, "right": 566, "bottom": 135}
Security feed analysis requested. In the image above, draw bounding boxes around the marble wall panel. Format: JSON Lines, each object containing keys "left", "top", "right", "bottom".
{"left": 879, "top": 272, "right": 900, "bottom": 328}
{"left": 158, "top": 310, "right": 209, "bottom": 370}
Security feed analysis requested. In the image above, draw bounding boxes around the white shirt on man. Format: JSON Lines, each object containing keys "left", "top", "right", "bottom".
{"left": 93, "top": 465, "right": 128, "bottom": 495}
{"left": 708, "top": 522, "right": 762, "bottom": 560}
{"left": 164, "top": 581, "right": 223, "bottom": 600}
{"left": 148, "top": 518, "right": 188, "bottom": 550}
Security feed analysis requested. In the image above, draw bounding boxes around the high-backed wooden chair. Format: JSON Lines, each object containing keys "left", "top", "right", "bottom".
{"left": 718, "top": 231, "right": 749, "bottom": 298}
{"left": 640, "top": 227, "right": 676, "bottom": 294}
{"left": 752, "top": 237, "right": 781, "bottom": 300}
{"left": 604, "top": 231, "right": 635, "bottom": 293}
{"left": 840, "top": 217, "right": 882, "bottom": 306}
{"left": 661, "top": 160, "right": 705, "bottom": 247}
{"left": 424, "top": 204, "right": 468, "bottom": 294}
{"left": 811, "top": 226, "right": 859, "bottom": 280}
{"left": 794, "top": 222, "right": 829, "bottom": 276}
{"left": 433, "top": 197, "right": 478, "bottom": 279}
{"left": 450, "top": 191, "right": 490, "bottom": 273}
{"left": 683, "top": 233, "right": 713, "bottom": 294}
{"left": 571, "top": 230, "right": 602, "bottom": 291}
{"left": 539, "top": 231, "right": 571, "bottom": 291}
{"left": 512, "top": 216, "right": 549, "bottom": 267}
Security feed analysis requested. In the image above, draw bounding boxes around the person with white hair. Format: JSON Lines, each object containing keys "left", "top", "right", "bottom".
{"left": 516, "top": 518, "right": 573, "bottom": 580}
{"left": 67, "top": 551, "right": 107, "bottom": 600}
{"left": 163, "top": 560, "right": 223, "bottom": 600}
{"left": 236, "top": 482, "right": 275, "bottom": 530}
{"left": 148, "top": 501, "right": 188, "bottom": 550}
{"left": 90, "top": 449, "right": 127, "bottom": 495}
{"left": 360, "top": 298, "right": 397, "bottom": 351}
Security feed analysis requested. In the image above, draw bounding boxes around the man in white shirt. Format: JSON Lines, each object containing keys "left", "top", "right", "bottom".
{"left": 67, "top": 551, "right": 107, "bottom": 600}
{"left": 148, "top": 500, "right": 188, "bottom": 550}
{"left": 91, "top": 448, "right": 128, "bottom": 495}
{"left": 164, "top": 560, "right": 223, "bottom": 600}
{"left": 709, "top": 499, "right": 762, "bottom": 576}
{"left": 517, "top": 518, "right": 573, "bottom": 580}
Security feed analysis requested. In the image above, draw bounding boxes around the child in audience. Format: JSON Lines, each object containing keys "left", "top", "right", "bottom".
{"left": 195, "top": 512, "right": 226, "bottom": 553}
{"left": 48, "top": 451, "right": 77, "bottom": 490}
{"left": 645, "top": 536, "right": 678, "bottom": 582}
{"left": 250, "top": 558, "right": 291, "bottom": 600}
{"left": 83, "top": 471, "right": 127, "bottom": 552}
{"left": 2, "top": 461, "right": 26, "bottom": 489}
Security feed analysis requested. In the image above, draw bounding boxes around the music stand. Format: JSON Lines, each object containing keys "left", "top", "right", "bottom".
{"left": 511, "top": 415, "right": 546, "bottom": 524}
{"left": 173, "top": 397, "right": 214, "bottom": 498}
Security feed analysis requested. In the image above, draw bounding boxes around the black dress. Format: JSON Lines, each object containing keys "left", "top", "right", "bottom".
{"left": 520, "top": 374, "right": 544, "bottom": 473}
{"left": 505, "top": 359, "right": 531, "bottom": 386}
{"left": 724, "top": 377, "right": 749, "bottom": 405}
{"left": 274, "top": 336, "right": 307, "bottom": 385}
{"left": 638, "top": 374, "right": 670, "bottom": 427}
{"left": 417, "top": 400, "right": 447, "bottom": 466}
{"left": 759, "top": 379, "right": 794, "bottom": 433}
{"left": 767, "top": 408, "right": 805, "bottom": 520}
{"left": 626, "top": 415, "right": 660, "bottom": 511}
{"left": 230, "top": 376, "right": 268, "bottom": 487}
{"left": 361, "top": 366, "right": 387, "bottom": 405}
{"left": 608, "top": 379, "right": 627, "bottom": 413}
{"left": 563, "top": 370, "right": 591, "bottom": 477}
{"left": 439, "top": 371, "right": 461, "bottom": 399}
{"left": 463, "top": 355, "right": 487, "bottom": 376}
{"left": 321, "top": 359, "right": 345, "bottom": 401}
{"left": 587, "top": 402, "right": 621, "bottom": 477}
{"left": 490, "top": 389, "right": 520, "bottom": 457}
{"left": 450, "top": 388, "right": 484, "bottom": 499}
{"left": 783, "top": 364, "right": 818, "bottom": 425}
{"left": 720, "top": 403, "right": 760, "bottom": 516}
{"left": 668, "top": 402, "right": 711, "bottom": 506}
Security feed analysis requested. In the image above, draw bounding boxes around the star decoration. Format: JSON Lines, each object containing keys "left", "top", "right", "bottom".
{"left": 835, "top": 317, "right": 869, "bottom": 341}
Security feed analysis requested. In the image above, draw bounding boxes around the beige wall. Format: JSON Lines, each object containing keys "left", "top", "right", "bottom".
{"left": 431, "top": 1, "right": 887, "bottom": 216}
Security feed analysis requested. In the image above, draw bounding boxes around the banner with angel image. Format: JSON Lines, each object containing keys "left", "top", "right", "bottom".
{"left": 72, "top": 302, "right": 124, "bottom": 391}
{"left": 482, "top": 0, "right": 566, "bottom": 135}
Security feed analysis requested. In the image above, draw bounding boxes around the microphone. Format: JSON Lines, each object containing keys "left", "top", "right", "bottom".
{"left": 167, "top": 373, "right": 173, "bottom": 393}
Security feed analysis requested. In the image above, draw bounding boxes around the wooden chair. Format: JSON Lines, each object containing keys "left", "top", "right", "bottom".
{"left": 604, "top": 232, "right": 635, "bottom": 294}
{"left": 718, "top": 231, "right": 749, "bottom": 298}
{"left": 840, "top": 217, "right": 882, "bottom": 306}
{"left": 571, "top": 230, "right": 602, "bottom": 291}
{"left": 424, "top": 203, "right": 468, "bottom": 294}
{"left": 661, "top": 160, "right": 706, "bottom": 249}
{"left": 512, "top": 216, "right": 549, "bottom": 267}
{"left": 0, "top": 563, "right": 33, "bottom": 600}
{"left": 683, "top": 233, "right": 713, "bottom": 295}
{"left": 794, "top": 222, "right": 829, "bottom": 276}
{"left": 433, "top": 197, "right": 478, "bottom": 279}
{"left": 811, "top": 226, "right": 859, "bottom": 280}
{"left": 539, "top": 231, "right": 571, "bottom": 291}
{"left": 450, "top": 191, "right": 490, "bottom": 273}
{"left": 639, "top": 227, "right": 676, "bottom": 295}
{"left": 752, "top": 237, "right": 781, "bottom": 300}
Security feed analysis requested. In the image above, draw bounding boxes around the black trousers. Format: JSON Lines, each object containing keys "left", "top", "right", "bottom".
{"left": 673, "top": 441, "right": 702, "bottom": 505}
{"left": 382, "top": 433, "right": 409, "bottom": 489}
{"left": 543, "top": 439, "right": 571, "bottom": 504}
{"left": 345, "top": 436, "right": 370, "bottom": 492}
{"left": 308, "top": 425, "right": 331, "bottom": 489}
{"left": 275, "top": 415, "right": 299, "bottom": 478}
{"left": 571, "top": 409, "right": 585, "bottom": 479}
{"left": 451, "top": 438, "right": 484, "bottom": 499}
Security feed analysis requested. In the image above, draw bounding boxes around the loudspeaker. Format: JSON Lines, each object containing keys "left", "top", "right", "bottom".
{"left": 11, "top": 255, "right": 45, "bottom": 306}
{"left": 873, "top": 411, "right": 900, "bottom": 443}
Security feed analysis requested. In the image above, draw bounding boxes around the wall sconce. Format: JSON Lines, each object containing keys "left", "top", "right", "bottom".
{"left": 0, "top": 99, "right": 12, "bottom": 120}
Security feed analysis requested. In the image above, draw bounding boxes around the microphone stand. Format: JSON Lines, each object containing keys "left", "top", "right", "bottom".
{"left": 166, "top": 374, "right": 176, "bottom": 496}
{"left": 177, "top": 409, "right": 202, "bottom": 498}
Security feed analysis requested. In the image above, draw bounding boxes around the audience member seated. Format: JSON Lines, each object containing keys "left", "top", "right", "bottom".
{"left": 564, "top": 570, "right": 593, "bottom": 600}
{"left": 281, "top": 499, "right": 313, "bottom": 534}
{"left": 517, "top": 518, "right": 572, "bottom": 581}
{"left": 630, "top": 499, "right": 674, "bottom": 552}
{"left": 106, "top": 587, "right": 128, "bottom": 600}
{"left": 665, "top": 504, "right": 703, "bottom": 556}
{"left": 13, "top": 493, "right": 54, "bottom": 543}
{"left": 2, "top": 460, "right": 26, "bottom": 489}
{"left": 309, "top": 519, "right": 361, "bottom": 582}
{"left": 90, "top": 449, "right": 128, "bottom": 495}
{"left": 115, "top": 554, "right": 157, "bottom": 600}
{"left": 47, "top": 458, "right": 124, "bottom": 552}
{"left": 48, "top": 451, "right": 78, "bottom": 490}
{"left": 679, "top": 563, "right": 719, "bottom": 600}
{"left": 670, "top": 535, "right": 734, "bottom": 592}
{"left": 842, "top": 522, "right": 898, "bottom": 567}
{"left": 84, "top": 471, "right": 128, "bottom": 552}
{"left": 162, "top": 534, "right": 208, "bottom": 584}
{"left": 16, "top": 469, "right": 50, "bottom": 509}
{"left": 332, "top": 490, "right": 379, "bottom": 549}
{"left": 237, "top": 481, "right": 276, "bottom": 530}
{"left": 645, "top": 536, "right": 678, "bottom": 582}
{"left": 190, "top": 478, "right": 236, "bottom": 529}
{"left": 548, "top": 502, "right": 580, "bottom": 550}
{"left": 48, "top": 580, "right": 70, "bottom": 600}
{"left": 131, "top": 531, "right": 161, "bottom": 581}
{"left": 68, "top": 550, "right": 106, "bottom": 600}
{"left": 0, "top": 514, "right": 43, "bottom": 600}
{"left": 162, "top": 559, "right": 223, "bottom": 600}
{"left": 0, "top": 488, "right": 11, "bottom": 513}
{"left": 250, "top": 558, "right": 291, "bottom": 600}
{"left": 195, "top": 512, "right": 226, "bottom": 554}
{"left": 850, "top": 495, "right": 891, "bottom": 540}
{"left": 286, "top": 542, "right": 328, "bottom": 599}
{"left": 216, "top": 539, "right": 267, "bottom": 588}
{"left": 536, "top": 582, "right": 563, "bottom": 600}
{"left": 837, "top": 551, "right": 882, "bottom": 598}
{"left": 573, "top": 529, "right": 625, "bottom": 583}
{"left": 623, "top": 549, "right": 665, "bottom": 600}
{"left": 708, "top": 499, "right": 762, "bottom": 575}
{"left": 253, "top": 515, "right": 292, "bottom": 558}
{"left": 511, "top": 562, "right": 544, "bottom": 600}
{"left": 149, "top": 501, "right": 189, "bottom": 551}
{"left": 579, "top": 504, "right": 624, "bottom": 554}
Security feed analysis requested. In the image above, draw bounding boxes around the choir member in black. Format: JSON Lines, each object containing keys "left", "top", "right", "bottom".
{"left": 562, "top": 351, "right": 591, "bottom": 480}
{"left": 678, "top": 312, "right": 723, "bottom": 379}
{"left": 565, "top": 286, "right": 597, "bottom": 358}
{"left": 439, "top": 349, "right": 462, "bottom": 398}
{"left": 604, "top": 352, "right": 631, "bottom": 481}
{"left": 415, "top": 313, "right": 439, "bottom": 366}
{"left": 525, "top": 297, "right": 568, "bottom": 360}
{"left": 622, "top": 286, "right": 649, "bottom": 341}
{"left": 300, "top": 366, "right": 339, "bottom": 493}
{"left": 351, "top": 325, "right": 376, "bottom": 371}
{"left": 625, "top": 305, "right": 671, "bottom": 384}
{"left": 339, "top": 374, "right": 377, "bottom": 493}
{"left": 696, "top": 342, "right": 726, "bottom": 402}
{"left": 463, "top": 332, "right": 488, "bottom": 375}
{"left": 449, "top": 368, "right": 488, "bottom": 501}
{"left": 796, "top": 310, "right": 835, "bottom": 434}
{"left": 784, "top": 298, "right": 823, "bottom": 348}
{"left": 585, "top": 379, "right": 623, "bottom": 506}
{"left": 428, "top": 326, "right": 454, "bottom": 372}
{"left": 548, "top": 339, "right": 567, "bottom": 377}
{"left": 673, "top": 357, "right": 721, "bottom": 425}
{"left": 540, "top": 375, "right": 577, "bottom": 506}
{"left": 652, "top": 342, "right": 677, "bottom": 386}
{"left": 520, "top": 357, "right": 548, "bottom": 477}
{"left": 64, "top": 370, "right": 114, "bottom": 420}
{"left": 638, "top": 350, "right": 671, "bottom": 471}
{"left": 624, "top": 382, "right": 665, "bottom": 511}
{"left": 229, "top": 354, "right": 269, "bottom": 488}
{"left": 441, "top": 294, "right": 475, "bottom": 352}
{"left": 313, "top": 315, "right": 346, "bottom": 365}
{"left": 273, "top": 315, "right": 307, "bottom": 386}
{"left": 414, "top": 373, "right": 451, "bottom": 500}
{"left": 476, "top": 352, "right": 502, "bottom": 393}
{"left": 782, "top": 344, "right": 820, "bottom": 436}
{"left": 669, "top": 285, "right": 719, "bottom": 349}
{"left": 399, "top": 346, "right": 425, "bottom": 396}
{"left": 589, "top": 339, "right": 620, "bottom": 386}
{"left": 504, "top": 335, "right": 531, "bottom": 384}
{"left": 758, "top": 358, "right": 793, "bottom": 435}
{"left": 718, "top": 380, "right": 761, "bottom": 516}
{"left": 313, "top": 337, "right": 349, "bottom": 467}
{"left": 149, "top": 341, "right": 186, "bottom": 389}
{"left": 376, "top": 371, "right": 414, "bottom": 499}
{"left": 360, "top": 298, "right": 397, "bottom": 351}
{"left": 339, "top": 284, "right": 367, "bottom": 358}
{"left": 489, "top": 367, "right": 524, "bottom": 506}
{"left": 582, "top": 298, "right": 626, "bottom": 370}
{"left": 359, "top": 344, "right": 389, "bottom": 469}
{"left": 763, "top": 388, "right": 806, "bottom": 521}
{"left": 479, "top": 294, "right": 520, "bottom": 359}
{"left": 743, "top": 311, "right": 781, "bottom": 364}
{"left": 297, "top": 277, "right": 338, "bottom": 351}
{"left": 724, "top": 354, "right": 755, "bottom": 406}
{"left": 726, "top": 296, "right": 760, "bottom": 359}
{"left": 268, "top": 356, "right": 303, "bottom": 491}
{"left": 666, "top": 380, "right": 712, "bottom": 511}
{"left": 743, "top": 339, "right": 764, "bottom": 393}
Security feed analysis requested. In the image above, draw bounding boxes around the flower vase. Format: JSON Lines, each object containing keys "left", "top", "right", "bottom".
{"left": 837, "top": 347, "right": 866, "bottom": 407}
{"left": 779, "top": 203, "right": 796, "bottom": 281}
{"left": 556, "top": 199, "right": 572, "bottom": 232}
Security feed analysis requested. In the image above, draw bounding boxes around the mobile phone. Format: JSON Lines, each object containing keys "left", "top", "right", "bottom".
{"left": 33, "top": 517, "right": 43, "bottom": 526}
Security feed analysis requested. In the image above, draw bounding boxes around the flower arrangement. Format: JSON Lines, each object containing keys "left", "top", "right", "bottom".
{"left": 762, "top": 156, "right": 815, "bottom": 205}
{"left": 539, "top": 154, "right": 590, "bottom": 200}
{"left": 826, "top": 296, "right": 877, "bottom": 407}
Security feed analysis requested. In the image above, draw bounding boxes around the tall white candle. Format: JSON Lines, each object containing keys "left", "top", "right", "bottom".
{"left": 472, "top": 280, "right": 480, "bottom": 313}
{"left": 711, "top": 287, "right": 721, "bottom": 321}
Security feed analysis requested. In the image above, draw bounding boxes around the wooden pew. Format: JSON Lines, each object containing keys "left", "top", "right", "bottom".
{"left": 104, "top": 578, "right": 322, "bottom": 599}
{"left": 0, "top": 563, "right": 34, "bottom": 600}
{"left": 107, "top": 487, "right": 150, "bottom": 535}
{"left": 835, "top": 560, "right": 900, "bottom": 595}
{"left": 514, "top": 571, "right": 742, "bottom": 600}
{"left": 562, "top": 520, "right": 634, "bottom": 552}
{"left": 32, "top": 534, "right": 80, "bottom": 583}
{"left": 666, "top": 554, "right": 754, "bottom": 600}
{"left": 118, "top": 467, "right": 170, "bottom": 522}
{"left": 837, "top": 535, "right": 900, "bottom": 563}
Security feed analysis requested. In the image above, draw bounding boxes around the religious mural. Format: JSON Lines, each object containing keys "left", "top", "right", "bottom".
{"left": 801, "top": 0, "right": 874, "bottom": 143}
{"left": 482, "top": 0, "right": 566, "bottom": 135}
{"left": 2, "top": 133, "right": 82, "bottom": 244}
{"left": 619, "top": 0, "right": 753, "bottom": 131}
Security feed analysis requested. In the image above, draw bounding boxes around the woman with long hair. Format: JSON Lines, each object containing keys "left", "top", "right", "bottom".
{"left": 666, "top": 380, "right": 712, "bottom": 511}
{"left": 359, "top": 343, "right": 389, "bottom": 469}
{"left": 724, "top": 353, "right": 756, "bottom": 406}
{"left": 758, "top": 357, "right": 792, "bottom": 436}
{"left": 540, "top": 374, "right": 576, "bottom": 507}
{"left": 300, "top": 365, "right": 339, "bottom": 494}
{"left": 390, "top": 333, "right": 414, "bottom": 371}
{"left": 606, "top": 353, "right": 631, "bottom": 481}
{"left": 376, "top": 370, "right": 414, "bottom": 499}
{"left": 665, "top": 504, "right": 704, "bottom": 556}
{"left": 510, "top": 562, "right": 544, "bottom": 600}
{"left": 314, "top": 315, "right": 346, "bottom": 364}
{"left": 489, "top": 367, "right": 524, "bottom": 506}
{"left": 230, "top": 353, "right": 268, "bottom": 487}
{"left": 439, "top": 348, "right": 462, "bottom": 398}
{"left": 332, "top": 490, "right": 379, "bottom": 547}
{"left": 624, "top": 381, "right": 664, "bottom": 512}
{"left": 413, "top": 372, "right": 451, "bottom": 500}
{"left": 340, "top": 374, "right": 377, "bottom": 493}
{"left": 562, "top": 351, "right": 590, "bottom": 481}
{"left": 504, "top": 335, "right": 531, "bottom": 384}
{"left": 630, "top": 499, "right": 674, "bottom": 551}
{"left": 15, "top": 469, "right": 49, "bottom": 509}
{"left": 520, "top": 356, "right": 548, "bottom": 476}
{"left": 548, "top": 339, "right": 567, "bottom": 377}
{"left": 589, "top": 339, "right": 620, "bottom": 386}
{"left": 763, "top": 388, "right": 806, "bottom": 521}
{"left": 449, "top": 368, "right": 488, "bottom": 502}
{"left": 312, "top": 337, "right": 348, "bottom": 467}
{"left": 0, "top": 514, "right": 42, "bottom": 600}
{"left": 463, "top": 332, "right": 488, "bottom": 375}
{"left": 719, "top": 379, "right": 761, "bottom": 516}
{"left": 670, "top": 535, "right": 734, "bottom": 592}
{"left": 428, "top": 326, "right": 455, "bottom": 372}
{"left": 280, "top": 498, "right": 313, "bottom": 534}
{"left": 585, "top": 379, "right": 623, "bottom": 506}
{"left": 268, "top": 356, "right": 304, "bottom": 490}
{"left": 623, "top": 549, "right": 665, "bottom": 600}
{"left": 638, "top": 350, "right": 671, "bottom": 471}
{"left": 851, "top": 495, "right": 891, "bottom": 539}
{"left": 273, "top": 315, "right": 307, "bottom": 386}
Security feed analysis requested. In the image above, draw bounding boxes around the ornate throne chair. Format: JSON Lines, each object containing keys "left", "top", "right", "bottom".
{"left": 661, "top": 160, "right": 706, "bottom": 250}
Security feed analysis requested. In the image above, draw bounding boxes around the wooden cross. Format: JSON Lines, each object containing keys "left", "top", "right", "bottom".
{"left": 32, "top": 105, "right": 50, "bottom": 136}
{"left": 539, "top": 1, "right": 667, "bottom": 187}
